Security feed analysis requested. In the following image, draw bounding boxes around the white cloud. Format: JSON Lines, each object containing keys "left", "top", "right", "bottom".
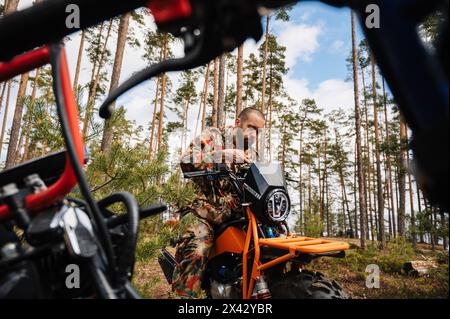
{"left": 277, "top": 22, "right": 321, "bottom": 67}
{"left": 285, "top": 76, "right": 354, "bottom": 112}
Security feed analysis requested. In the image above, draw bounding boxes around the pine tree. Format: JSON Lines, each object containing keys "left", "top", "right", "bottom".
{"left": 82, "top": 19, "right": 114, "bottom": 141}
{"left": 351, "top": 12, "right": 367, "bottom": 248}
{"left": 101, "top": 13, "right": 131, "bottom": 152}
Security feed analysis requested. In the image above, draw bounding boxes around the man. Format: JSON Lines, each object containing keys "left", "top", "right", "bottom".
{"left": 172, "top": 107, "right": 265, "bottom": 298}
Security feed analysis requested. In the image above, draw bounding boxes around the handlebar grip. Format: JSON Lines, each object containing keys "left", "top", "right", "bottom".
{"left": 106, "top": 203, "right": 167, "bottom": 228}
{"left": 0, "top": 0, "right": 148, "bottom": 61}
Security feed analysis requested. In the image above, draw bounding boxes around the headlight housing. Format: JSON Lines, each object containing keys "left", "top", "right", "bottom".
{"left": 264, "top": 189, "right": 290, "bottom": 222}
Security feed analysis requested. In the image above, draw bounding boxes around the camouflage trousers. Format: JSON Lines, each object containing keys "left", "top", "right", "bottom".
{"left": 172, "top": 214, "right": 214, "bottom": 299}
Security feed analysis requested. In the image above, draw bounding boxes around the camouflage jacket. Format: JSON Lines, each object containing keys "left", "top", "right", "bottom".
{"left": 179, "top": 127, "right": 245, "bottom": 225}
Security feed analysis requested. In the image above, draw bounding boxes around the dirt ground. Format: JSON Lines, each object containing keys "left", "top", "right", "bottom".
{"left": 133, "top": 238, "right": 448, "bottom": 299}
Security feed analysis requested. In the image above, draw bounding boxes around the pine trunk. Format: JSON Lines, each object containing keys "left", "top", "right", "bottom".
{"left": 406, "top": 137, "right": 416, "bottom": 247}
{"left": 398, "top": 114, "right": 407, "bottom": 236}
{"left": 148, "top": 77, "right": 160, "bottom": 160}
{"left": 73, "top": 31, "right": 86, "bottom": 91}
{"left": 157, "top": 35, "right": 169, "bottom": 153}
{"left": 22, "top": 68, "right": 41, "bottom": 161}
{"left": 201, "top": 63, "right": 211, "bottom": 132}
{"left": 370, "top": 55, "right": 385, "bottom": 248}
{"left": 5, "top": 72, "right": 29, "bottom": 169}
{"left": 217, "top": 54, "right": 226, "bottom": 128}
{"left": 351, "top": 12, "right": 367, "bottom": 248}
{"left": 260, "top": 15, "right": 270, "bottom": 114}
{"left": 382, "top": 78, "right": 397, "bottom": 238}
{"left": 212, "top": 57, "right": 219, "bottom": 127}
{"left": 236, "top": 45, "right": 244, "bottom": 118}
{"left": 0, "top": 80, "right": 12, "bottom": 158}
{"left": 4, "top": 0, "right": 19, "bottom": 14}
{"left": 101, "top": 13, "right": 131, "bottom": 152}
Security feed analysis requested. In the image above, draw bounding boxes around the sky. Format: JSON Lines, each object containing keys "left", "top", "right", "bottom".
{"left": 1, "top": 1, "right": 365, "bottom": 162}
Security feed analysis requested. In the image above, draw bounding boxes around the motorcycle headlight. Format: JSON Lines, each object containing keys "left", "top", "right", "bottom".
{"left": 264, "top": 189, "right": 290, "bottom": 222}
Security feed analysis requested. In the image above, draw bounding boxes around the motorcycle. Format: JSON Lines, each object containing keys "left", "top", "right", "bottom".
{"left": 0, "top": 0, "right": 447, "bottom": 299}
{"left": 159, "top": 163, "right": 349, "bottom": 299}
{"left": 0, "top": 44, "right": 166, "bottom": 299}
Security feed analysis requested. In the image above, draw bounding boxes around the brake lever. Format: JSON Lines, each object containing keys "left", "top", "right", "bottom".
{"left": 100, "top": 0, "right": 264, "bottom": 119}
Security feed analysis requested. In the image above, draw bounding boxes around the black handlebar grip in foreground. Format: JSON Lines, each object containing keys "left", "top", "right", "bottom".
{"left": 0, "top": 0, "right": 148, "bottom": 61}
{"left": 106, "top": 203, "right": 167, "bottom": 228}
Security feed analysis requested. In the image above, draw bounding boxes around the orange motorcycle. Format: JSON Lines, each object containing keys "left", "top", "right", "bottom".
{"left": 159, "top": 163, "right": 350, "bottom": 299}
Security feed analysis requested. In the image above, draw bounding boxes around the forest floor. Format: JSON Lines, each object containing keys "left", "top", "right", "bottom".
{"left": 133, "top": 237, "right": 449, "bottom": 299}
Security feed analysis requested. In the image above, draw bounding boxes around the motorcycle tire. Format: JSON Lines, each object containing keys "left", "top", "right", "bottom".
{"left": 269, "top": 269, "right": 348, "bottom": 299}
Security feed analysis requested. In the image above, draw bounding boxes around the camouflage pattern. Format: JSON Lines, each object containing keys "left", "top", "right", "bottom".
{"left": 172, "top": 215, "right": 213, "bottom": 299}
{"left": 172, "top": 127, "right": 244, "bottom": 298}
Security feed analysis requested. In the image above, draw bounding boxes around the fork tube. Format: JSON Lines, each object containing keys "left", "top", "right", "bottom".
{"left": 247, "top": 210, "right": 260, "bottom": 298}
{"left": 242, "top": 208, "right": 253, "bottom": 299}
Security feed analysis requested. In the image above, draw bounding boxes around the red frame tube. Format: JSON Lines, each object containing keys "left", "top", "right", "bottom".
{"left": 0, "top": 46, "right": 50, "bottom": 82}
{"left": 0, "top": 46, "right": 84, "bottom": 220}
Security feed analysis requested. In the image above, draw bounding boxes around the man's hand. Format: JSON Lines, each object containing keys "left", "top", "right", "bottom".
{"left": 222, "top": 149, "right": 251, "bottom": 164}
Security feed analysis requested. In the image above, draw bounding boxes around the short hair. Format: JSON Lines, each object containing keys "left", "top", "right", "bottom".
{"left": 238, "top": 107, "right": 265, "bottom": 122}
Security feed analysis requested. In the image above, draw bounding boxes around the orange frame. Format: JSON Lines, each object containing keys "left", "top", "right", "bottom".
{"left": 242, "top": 207, "right": 350, "bottom": 299}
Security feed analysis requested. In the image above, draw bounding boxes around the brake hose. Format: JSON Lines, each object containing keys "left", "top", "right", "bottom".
{"left": 49, "top": 43, "right": 118, "bottom": 290}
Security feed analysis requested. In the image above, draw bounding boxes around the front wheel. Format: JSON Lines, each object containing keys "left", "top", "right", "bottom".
{"left": 268, "top": 270, "right": 348, "bottom": 299}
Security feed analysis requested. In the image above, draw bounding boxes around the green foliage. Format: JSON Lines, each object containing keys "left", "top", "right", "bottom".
{"left": 421, "top": 10, "right": 446, "bottom": 43}
{"left": 338, "top": 238, "right": 416, "bottom": 274}
{"left": 299, "top": 195, "right": 324, "bottom": 237}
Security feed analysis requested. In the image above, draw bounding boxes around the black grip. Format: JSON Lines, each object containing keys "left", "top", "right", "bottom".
{"left": 105, "top": 203, "right": 167, "bottom": 228}
{"left": 0, "top": 0, "right": 148, "bottom": 61}
{"left": 139, "top": 203, "right": 167, "bottom": 219}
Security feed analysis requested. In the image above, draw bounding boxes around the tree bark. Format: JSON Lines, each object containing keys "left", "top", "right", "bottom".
{"left": 0, "top": 82, "right": 6, "bottom": 108}
{"left": 157, "top": 35, "right": 169, "bottom": 152}
{"left": 398, "top": 114, "right": 407, "bottom": 237}
{"left": 0, "top": 80, "right": 12, "bottom": 158}
{"left": 101, "top": 13, "right": 131, "bottom": 152}
{"left": 236, "top": 45, "right": 244, "bottom": 118}
{"left": 73, "top": 31, "right": 86, "bottom": 92}
{"left": 351, "top": 12, "right": 367, "bottom": 248}
{"left": 405, "top": 129, "right": 416, "bottom": 246}
{"left": 201, "top": 62, "right": 211, "bottom": 132}
{"left": 217, "top": 54, "right": 226, "bottom": 128}
{"left": 148, "top": 77, "right": 160, "bottom": 160}
{"left": 22, "top": 68, "right": 40, "bottom": 161}
{"left": 5, "top": 72, "right": 29, "bottom": 169}
{"left": 212, "top": 57, "right": 219, "bottom": 127}
{"left": 382, "top": 80, "right": 397, "bottom": 238}
{"left": 149, "top": 43, "right": 166, "bottom": 160}
{"left": 260, "top": 15, "right": 270, "bottom": 115}
{"left": 4, "top": 0, "right": 19, "bottom": 14}
{"left": 370, "top": 55, "right": 385, "bottom": 248}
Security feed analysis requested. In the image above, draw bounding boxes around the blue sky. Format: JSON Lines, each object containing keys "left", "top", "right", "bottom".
{"left": 282, "top": 2, "right": 360, "bottom": 88}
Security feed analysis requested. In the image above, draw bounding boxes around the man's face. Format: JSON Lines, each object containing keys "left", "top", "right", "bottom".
{"left": 235, "top": 113, "right": 265, "bottom": 148}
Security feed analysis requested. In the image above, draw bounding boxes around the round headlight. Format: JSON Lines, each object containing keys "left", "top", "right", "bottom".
{"left": 265, "top": 189, "right": 290, "bottom": 222}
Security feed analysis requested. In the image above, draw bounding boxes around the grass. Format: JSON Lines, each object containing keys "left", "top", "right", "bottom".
{"left": 132, "top": 226, "right": 449, "bottom": 299}
{"left": 307, "top": 238, "right": 449, "bottom": 299}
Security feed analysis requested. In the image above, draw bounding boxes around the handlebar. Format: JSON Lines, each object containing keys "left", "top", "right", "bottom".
{"left": 0, "top": 0, "right": 293, "bottom": 61}
{"left": 0, "top": 46, "right": 84, "bottom": 221}
{"left": 0, "top": 0, "right": 149, "bottom": 61}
